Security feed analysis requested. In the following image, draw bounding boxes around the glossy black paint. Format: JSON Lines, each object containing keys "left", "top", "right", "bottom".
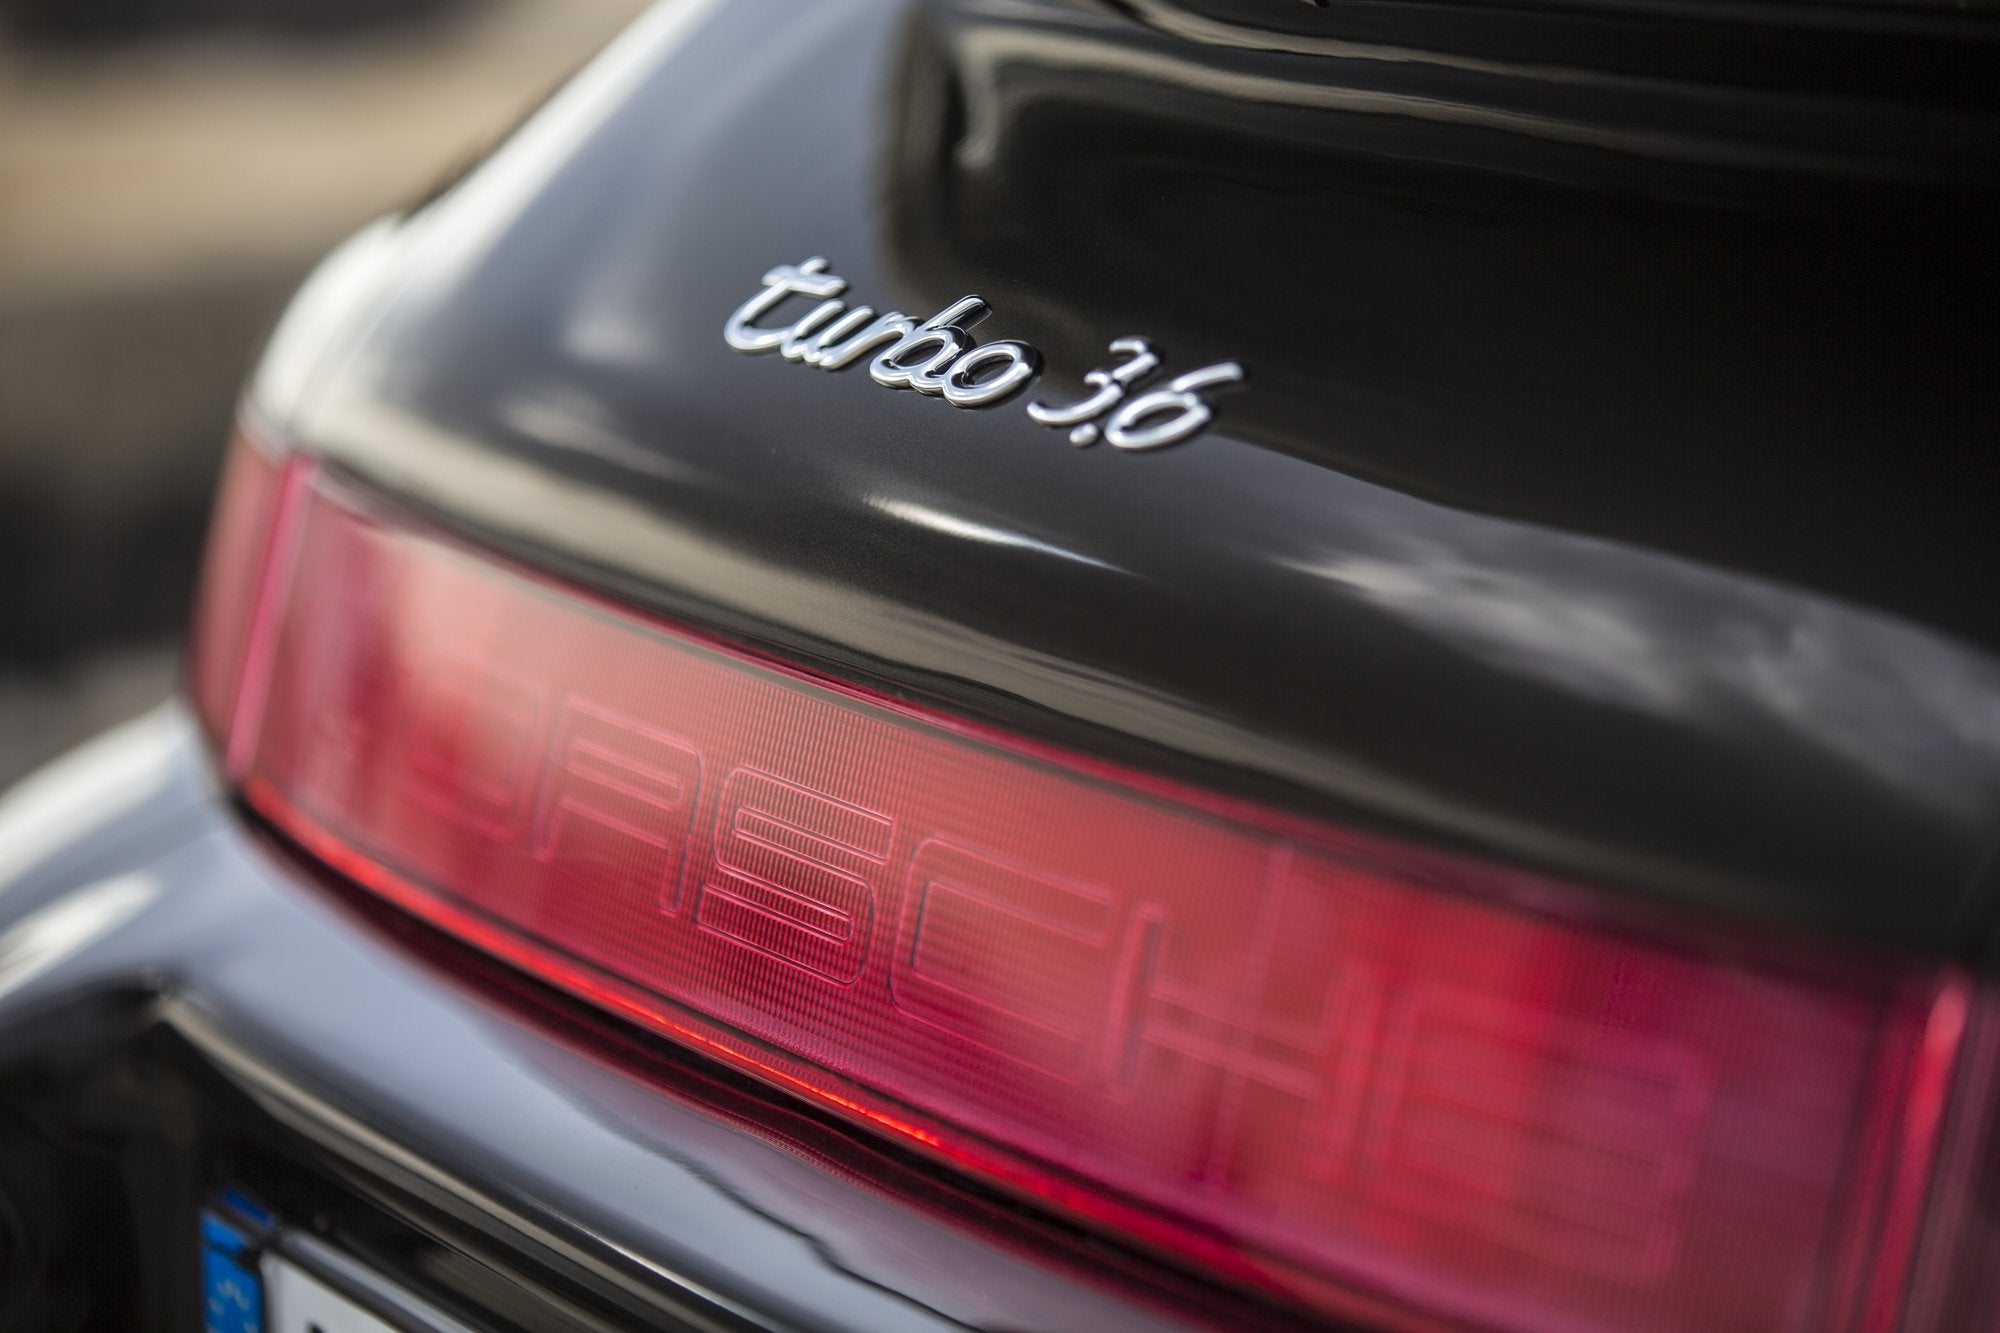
{"left": 0, "top": 709, "right": 1275, "bottom": 1331}
{"left": 3, "top": 5, "right": 1997, "bottom": 1329}
{"left": 273, "top": 1, "right": 2000, "bottom": 954}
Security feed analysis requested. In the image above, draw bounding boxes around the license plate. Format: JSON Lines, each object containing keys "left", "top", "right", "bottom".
{"left": 202, "top": 1198, "right": 466, "bottom": 1333}
{"left": 261, "top": 1255, "right": 404, "bottom": 1333}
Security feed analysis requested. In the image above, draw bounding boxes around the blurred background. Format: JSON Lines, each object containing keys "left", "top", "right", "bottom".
{"left": 0, "top": 0, "right": 652, "bottom": 788}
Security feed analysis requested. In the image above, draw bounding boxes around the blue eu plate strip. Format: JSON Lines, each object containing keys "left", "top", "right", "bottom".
{"left": 200, "top": 1211, "right": 265, "bottom": 1333}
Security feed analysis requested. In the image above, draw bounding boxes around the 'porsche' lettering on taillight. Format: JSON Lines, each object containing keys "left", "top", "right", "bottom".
{"left": 193, "top": 435, "right": 1973, "bottom": 1333}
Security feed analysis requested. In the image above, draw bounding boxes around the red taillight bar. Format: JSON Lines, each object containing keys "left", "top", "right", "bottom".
{"left": 192, "top": 431, "right": 1973, "bottom": 1332}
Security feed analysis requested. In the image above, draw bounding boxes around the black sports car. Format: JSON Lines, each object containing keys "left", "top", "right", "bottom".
{"left": 1, "top": 0, "right": 1996, "bottom": 1328}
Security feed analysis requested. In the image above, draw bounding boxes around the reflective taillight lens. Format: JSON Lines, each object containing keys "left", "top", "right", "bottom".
{"left": 192, "top": 432, "right": 1978, "bottom": 1332}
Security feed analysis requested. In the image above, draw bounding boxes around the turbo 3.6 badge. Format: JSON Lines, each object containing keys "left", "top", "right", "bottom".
{"left": 725, "top": 257, "right": 1245, "bottom": 452}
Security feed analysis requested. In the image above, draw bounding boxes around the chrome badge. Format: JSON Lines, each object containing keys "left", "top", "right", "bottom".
{"left": 724, "top": 257, "right": 1244, "bottom": 451}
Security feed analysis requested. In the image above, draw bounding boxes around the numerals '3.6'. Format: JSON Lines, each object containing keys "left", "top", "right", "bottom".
{"left": 1026, "top": 337, "right": 1244, "bottom": 451}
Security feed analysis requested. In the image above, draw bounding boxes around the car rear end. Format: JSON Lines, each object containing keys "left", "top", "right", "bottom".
{"left": 1, "top": 0, "right": 1997, "bottom": 1329}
